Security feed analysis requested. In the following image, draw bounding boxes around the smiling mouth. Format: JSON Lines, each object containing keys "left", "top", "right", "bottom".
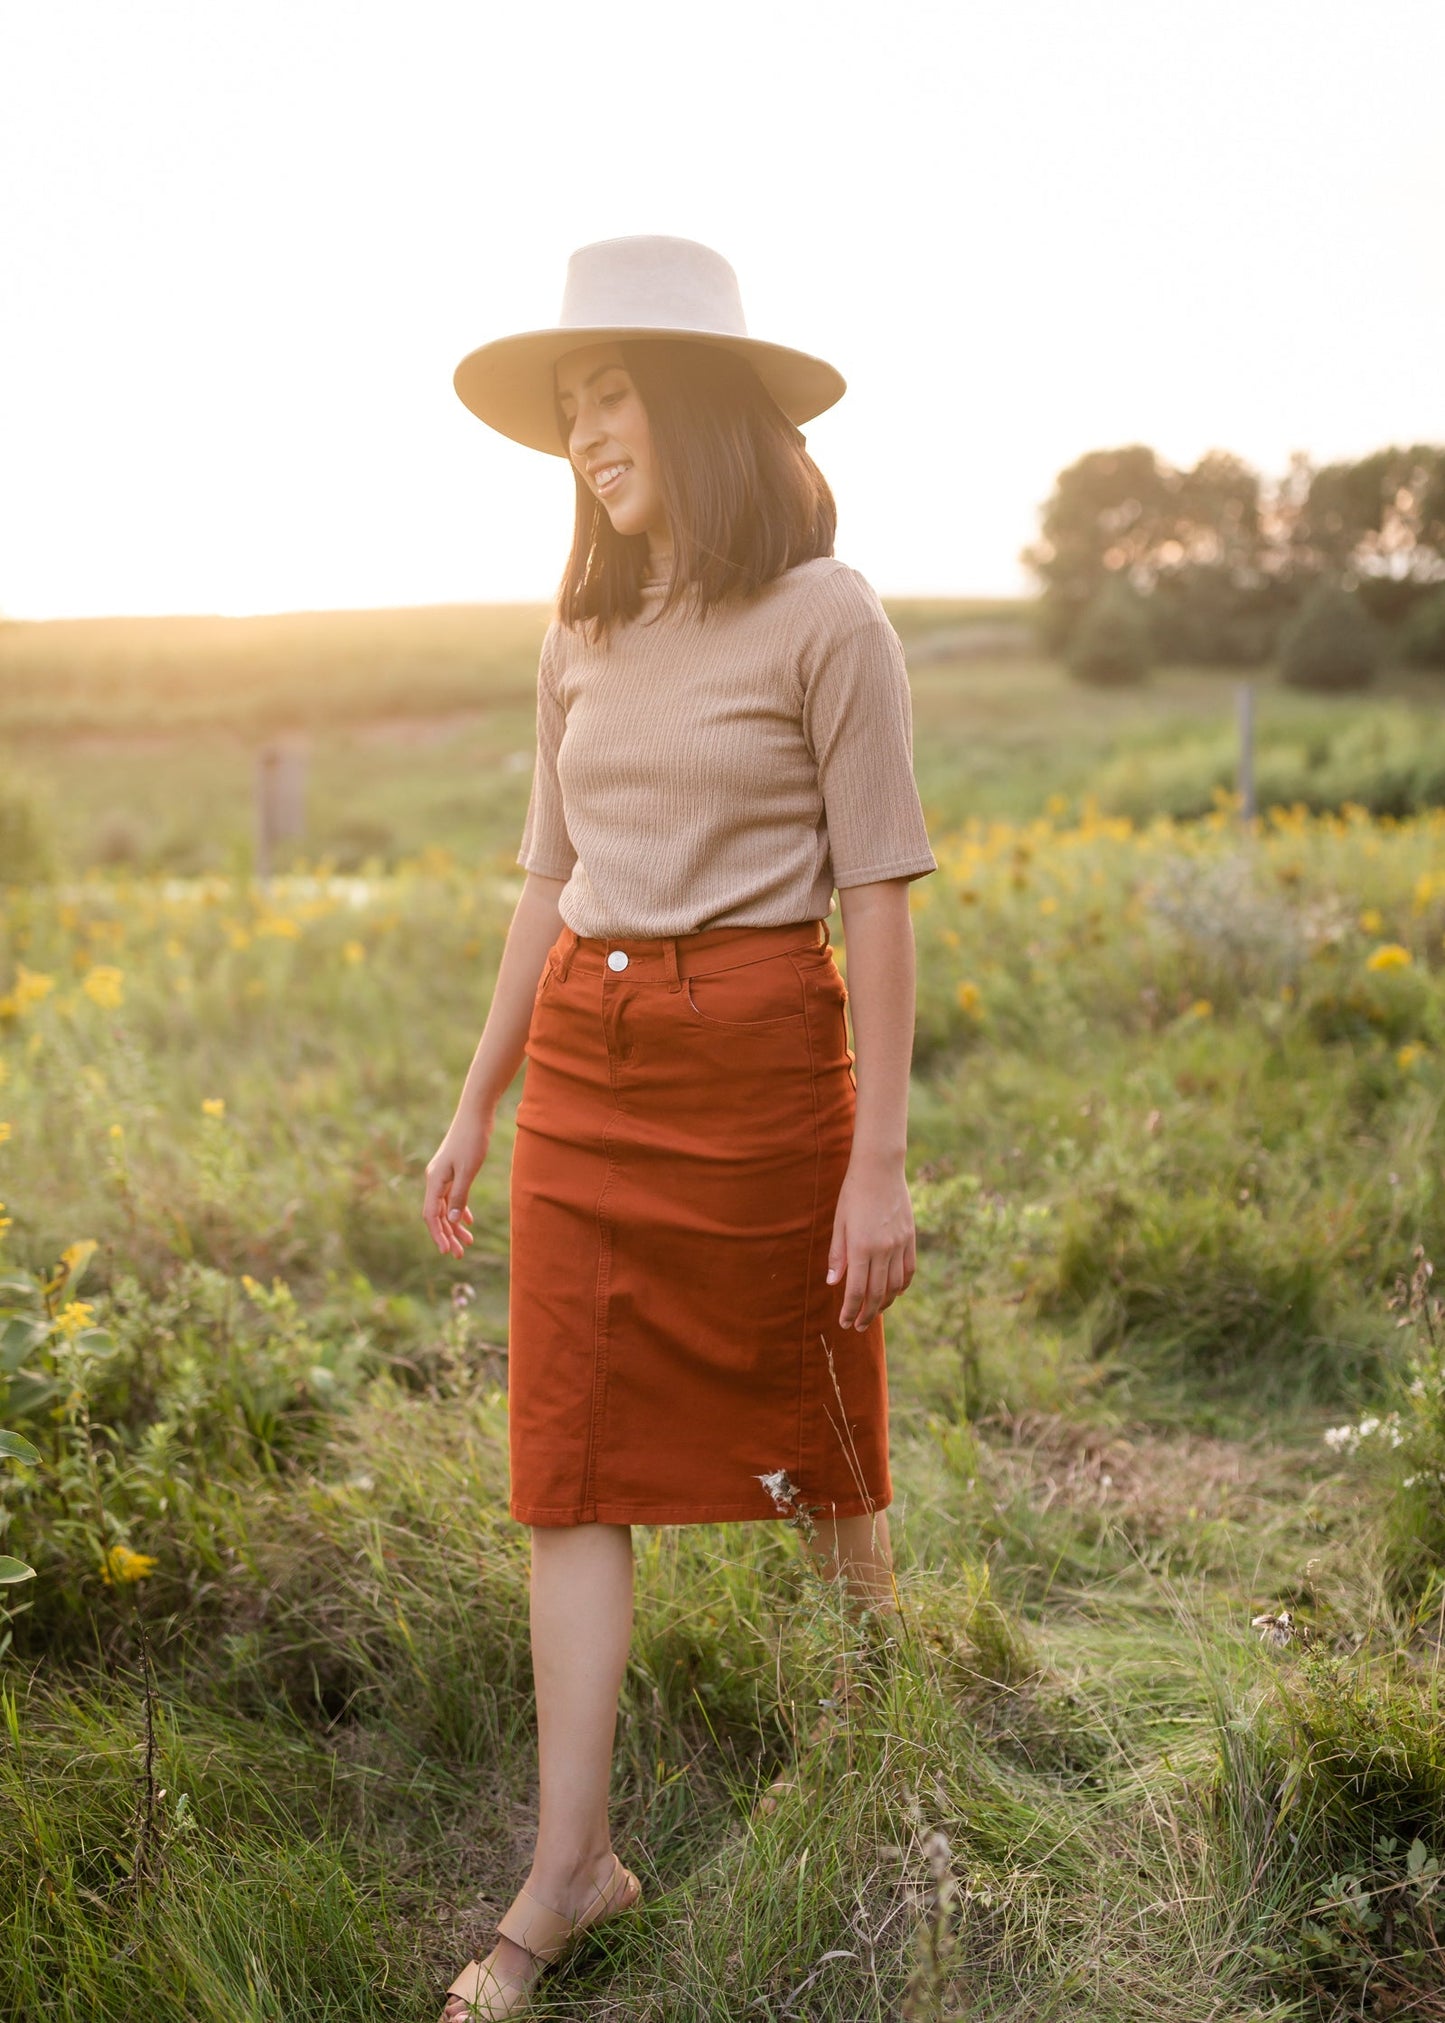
{"left": 594, "top": 462, "right": 631, "bottom": 495}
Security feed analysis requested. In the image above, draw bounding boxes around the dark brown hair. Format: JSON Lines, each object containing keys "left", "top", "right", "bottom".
{"left": 552, "top": 338, "right": 837, "bottom": 643}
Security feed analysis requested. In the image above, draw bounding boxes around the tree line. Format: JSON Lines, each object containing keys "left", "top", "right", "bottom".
{"left": 1022, "top": 444, "right": 1445, "bottom": 686}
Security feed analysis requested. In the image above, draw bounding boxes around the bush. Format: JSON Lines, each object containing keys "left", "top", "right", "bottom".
{"left": 1064, "top": 577, "right": 1153, "bottom": 686}
{"left": 1400, "top": 583, "right": 1445, "bottom": 670}
{"left": 1322, "top": 1247, "right": 1445, "bottom": 1607}
{"left": 1041, "top": 1181, "right": 1338, "bottom": 1384}
{"left": 1217, "top": 1647, "right": 1445, "bottom": 2014}
{"left": 1279, "top": 580, "right": 1384, "bottom": 693}
{"left": 0, "top": 771, "right": 54, "bottom": 885}
{"left": 1147, "top": 561, "right": 1285, "bottom": 667}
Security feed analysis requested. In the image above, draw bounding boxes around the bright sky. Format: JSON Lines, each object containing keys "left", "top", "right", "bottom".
{"left": 2, "top": 0, "right": 1441, "bottom": 620}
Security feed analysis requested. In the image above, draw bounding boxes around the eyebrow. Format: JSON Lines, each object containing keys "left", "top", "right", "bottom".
{"left": 556, "top": 363, "right": 626, "bottom": 405}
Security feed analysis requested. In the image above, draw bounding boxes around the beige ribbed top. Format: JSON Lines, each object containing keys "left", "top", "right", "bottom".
{"left": 517, "top": 555, "right": 938, "bottom": 938}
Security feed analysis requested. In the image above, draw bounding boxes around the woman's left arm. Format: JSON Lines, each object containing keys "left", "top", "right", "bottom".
{"left": 827, "top": 876, "right": 919, "bottom": 1330}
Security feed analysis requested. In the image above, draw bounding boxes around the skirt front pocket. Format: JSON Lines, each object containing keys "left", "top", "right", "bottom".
{"left": 683, "top": 952, "right": 807, "bottom": 1031}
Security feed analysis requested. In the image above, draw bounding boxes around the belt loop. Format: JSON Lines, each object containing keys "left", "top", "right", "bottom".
{"left": 556, "top": 925, "right": 578, "bottom": 981}
{"left": 662, "top": 935, "right": 682, "bottom": 992}
{"left": 818, "top": 917, "right": 831, "bottom": 948}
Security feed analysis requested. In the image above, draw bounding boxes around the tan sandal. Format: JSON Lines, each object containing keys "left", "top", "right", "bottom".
{"left": 441, "top": 1852, "right": 642, "bottom": 2021}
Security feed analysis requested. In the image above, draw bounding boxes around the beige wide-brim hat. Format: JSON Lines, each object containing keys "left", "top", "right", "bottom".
{"left": 453, "top": 234, "right": 846, "bottom": 457}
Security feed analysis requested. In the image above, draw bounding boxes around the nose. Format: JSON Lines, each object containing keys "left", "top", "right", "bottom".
{"left": 568, "top": 405, "right": 606, "bottom": 468}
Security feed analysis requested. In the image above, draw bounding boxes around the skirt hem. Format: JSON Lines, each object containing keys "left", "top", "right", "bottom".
{"left": 511, "top": 1492, "right": 892, "bottom": 1528}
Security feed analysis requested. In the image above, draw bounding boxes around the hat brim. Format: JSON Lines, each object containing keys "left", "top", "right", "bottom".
{"left": 452, "top": 327, "right": 846, "bottom": 456}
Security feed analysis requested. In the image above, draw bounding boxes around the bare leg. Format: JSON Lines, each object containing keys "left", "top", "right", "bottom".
{"left": 755, "top": 1510, "right": 900, "bottom": 1818}
{"left": 528, "top": 1521, "right": 634, "bottom": 1885}
{"left": 804, "top": 1508, "right": 899, "bottom": 1621}
{"left": 443, "top": 1522, "right": 633, "bottom": 2021}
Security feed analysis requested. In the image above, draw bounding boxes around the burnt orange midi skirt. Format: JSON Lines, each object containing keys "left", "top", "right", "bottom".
{"left": 506, "top": 915, "right": 892, "bottom": 1527}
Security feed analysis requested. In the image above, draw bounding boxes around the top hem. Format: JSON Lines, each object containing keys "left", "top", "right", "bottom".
{"left": 832, "top": 856, "right": 939, "bottom": 888}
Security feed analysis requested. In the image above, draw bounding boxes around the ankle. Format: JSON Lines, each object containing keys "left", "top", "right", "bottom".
{"left": 526, "top": 1841, "right": 615, "bottom": 1907}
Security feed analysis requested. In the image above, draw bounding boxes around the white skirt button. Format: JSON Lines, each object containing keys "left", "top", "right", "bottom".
{"left": 606, "top": 949, "right": 630, "bottom": 971}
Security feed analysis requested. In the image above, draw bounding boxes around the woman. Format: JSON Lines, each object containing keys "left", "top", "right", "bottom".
{"left": 424, "top": 235, "right": 937, "bottom": 2021}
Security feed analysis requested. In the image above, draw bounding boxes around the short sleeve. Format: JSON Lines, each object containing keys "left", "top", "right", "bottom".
{"left": 798, "top": 566, "right": 938, "bottom": 889}
{"left": 516, "top": 623, "right": 579, "bottom": 879}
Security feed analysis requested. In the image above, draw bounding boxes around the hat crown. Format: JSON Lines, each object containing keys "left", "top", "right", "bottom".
{"left": 558, "top": 235, "right": 749, "bottom": 339}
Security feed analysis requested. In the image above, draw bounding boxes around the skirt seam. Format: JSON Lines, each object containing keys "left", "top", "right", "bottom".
{"left": 583, "top": 1004, "right": 622, "bottom": 1514}
{"left": 793, "top": 952, "right": 825, "bottom": 1497}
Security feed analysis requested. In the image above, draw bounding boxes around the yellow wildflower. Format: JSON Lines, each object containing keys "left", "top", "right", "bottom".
{"left": 53, "top": 1300, "right": 95, "bottom": 1339}
{"left": 223, "top": 923, "right": 252, "bottom": 951}
{"left": 955, "top": 980, "right": 983, "bottom": 1016}
{"left": 1358, "top": 908, "right": 1383, "bottom": 934}
{"left": 3, "top": 966, "right": 56, "bottom": 1016}
{"left": 201, "top": 1097, "right": 226, "bottom": 1119}
{"left": 82, "top": 966, "right": 125, "bottom": 1010}
{"left": 241, "top": 1273, "right": 263, "bottom": 1296}
{"left": 60, "top": 1239, "right": 96, "bottom": 1279}
{"left": 1397, "top": 1044, "right": 1424, "bottom": 1071}
{"left": 108, "top": 1122, "right": 124, "bottom": 1140}
{"left": 1188, "top": 999, "right": 1214, "bottom": 1019}
{"left": 1366, "top": 943, "right": 1412, "bottom": 972}
{"left": 342, "top": 940, "right": 366, "bottom": 965}
{"left": 0, "top": 1121, "right": 9, "bottom": 1144}
{"left": 1039, "top": 895, "right": 1058, "bottom": 915}
{"left": 0, "top": 1202, "right": 11, "bottom": 1236}
{"left": 255, "top": 914, "right": 301, "bottom": 940}
{"left": 100, "top": 1545, "right": 158, "bottom": 1586}
{"left": 938, "top": 927, "right": 960, "bottom": 949}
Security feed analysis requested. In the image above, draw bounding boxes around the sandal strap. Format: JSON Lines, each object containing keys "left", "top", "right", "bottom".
{"left": 495, "top": 1853, "right": 629, "bottom": 1964}
{"left": 443, "top": 1947, "right": 530, "bottom": 2011}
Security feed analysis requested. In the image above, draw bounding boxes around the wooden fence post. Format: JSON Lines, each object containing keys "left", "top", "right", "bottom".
{"left": 1236, "top": 680, "right": 1256, "bottom": 827}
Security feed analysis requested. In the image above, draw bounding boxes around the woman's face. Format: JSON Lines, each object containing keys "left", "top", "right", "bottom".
{"left": 555, "top": 343, "right": 668, "bottom": 547}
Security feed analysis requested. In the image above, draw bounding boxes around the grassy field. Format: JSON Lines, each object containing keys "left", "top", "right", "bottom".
{"left": 1, "top": 604, "right": 1444, "bottom": 2019}
{"left": 4, "top": 597, "right": 1445, "bottom": 882}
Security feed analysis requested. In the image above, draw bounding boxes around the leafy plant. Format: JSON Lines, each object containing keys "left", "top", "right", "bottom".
{"left": 0, "top": 1426, "right": 39, "bottom": 1592}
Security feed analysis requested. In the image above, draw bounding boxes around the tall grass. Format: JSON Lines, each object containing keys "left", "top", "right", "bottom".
{"left": 1, "top": 794, "right": 1443, "bottom": 2016}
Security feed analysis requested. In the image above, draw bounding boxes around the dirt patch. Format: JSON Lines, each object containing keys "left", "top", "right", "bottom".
{"left": 972, "top": 1406, "right": 1358, "bottom": 1546}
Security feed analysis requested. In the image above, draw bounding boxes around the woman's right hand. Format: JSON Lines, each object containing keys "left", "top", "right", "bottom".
{"left": 420, "top": 870, "right": 568, "bottom": 1262}
{"left": 423, "top": 1110, "right": 494, "bottom": 1258}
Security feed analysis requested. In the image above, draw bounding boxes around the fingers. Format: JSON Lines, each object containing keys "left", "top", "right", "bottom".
{"left": 422, "top": 1164, "right": 449, "bottom": 1253}
{"left": 836, "top": 1239, "right": 915, "bottom": 1331}
{"left": 826, "top": 1213, "right": 847, "bottom": 1292}
{"left": 423, "top": 1162, "right": 476, "bottom": 1258}
{"left": 443, "top": 1202, "right": 475, "bottom": 1259}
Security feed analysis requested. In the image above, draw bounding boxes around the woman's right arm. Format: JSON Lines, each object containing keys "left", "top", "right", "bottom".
{"left": 421, "top": 869, "right": 568, "bottom": 1258}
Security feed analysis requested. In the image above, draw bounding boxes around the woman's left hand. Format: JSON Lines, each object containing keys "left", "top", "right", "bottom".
{"left": 826, "top": 1149, "right": 917, "bottom": 1331}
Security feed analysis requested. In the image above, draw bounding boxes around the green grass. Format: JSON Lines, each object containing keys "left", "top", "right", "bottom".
{"left": 1, "top": 611, "right": 1444, "bottom": 2018}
